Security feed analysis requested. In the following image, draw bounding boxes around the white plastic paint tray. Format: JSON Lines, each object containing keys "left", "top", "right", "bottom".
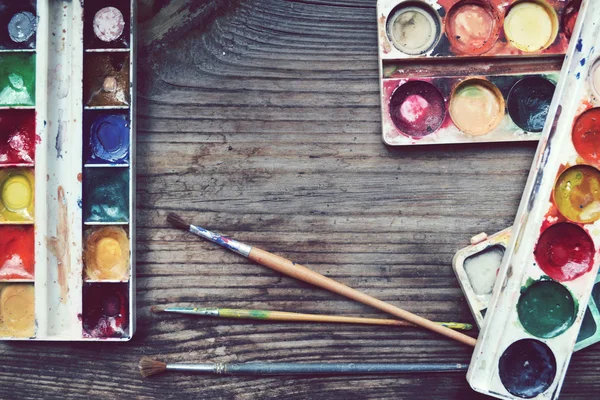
{"left": 467, "top": 1, "right": 600, "bottom": 398}
{"left": 0, "top": 0, "right": 136, "bottom": 341}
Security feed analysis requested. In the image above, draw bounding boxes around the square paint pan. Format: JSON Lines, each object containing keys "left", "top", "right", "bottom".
{"left": 452, "top": 228, "right": 600, "bottom": 352}
{"left": 0, "top": 0, "right": 136, "bottom": 342}
{"left": 377, "top": 0, "right": 579, "bottom": 60}
{"left": 467, "top": 2, "right": 600, "bottom": 398}
{"left": 382, "top": 71, "right": 558, "bottom": 145}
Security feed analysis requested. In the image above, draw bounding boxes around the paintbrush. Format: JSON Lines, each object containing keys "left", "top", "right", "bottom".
{"left": 166, "top": 213, "right": 477, "bottom": 347}
{"left": 151, "top": 306, "right": 473, "bottom": 331}
{"left": 139, "top": 357, "right": 468, "bottom": 378}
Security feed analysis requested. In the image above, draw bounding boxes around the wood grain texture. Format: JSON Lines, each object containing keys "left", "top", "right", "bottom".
{"left": 2, "top": 0, "right": 599, "bottom": 398}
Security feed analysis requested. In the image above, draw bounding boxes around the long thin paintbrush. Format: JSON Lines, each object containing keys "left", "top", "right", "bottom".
{"left": 139, "top": 357, "right": 468, "bottom": 378}
{"left": 151, "top": 306, "right": 473, "bottom": 331}
{"left": 166, "top": 213, "right": 477, "bottom": 347}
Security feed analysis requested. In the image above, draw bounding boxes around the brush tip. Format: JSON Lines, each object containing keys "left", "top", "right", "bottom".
{"left": 150, "top": 305, "right": 166, "bottom": 313}
{"left": 139, "top": 357, "right": 167, "bottom": 378}
{"left": 167, "top": 212, "right": 191, "bottom": 231}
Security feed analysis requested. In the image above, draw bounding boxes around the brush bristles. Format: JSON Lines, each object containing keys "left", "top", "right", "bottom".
{"left": 139, "top": 357, "right": 167, "bottom": 377}
{"left": 167, "top": 212, "right": 191, "bottom": 231}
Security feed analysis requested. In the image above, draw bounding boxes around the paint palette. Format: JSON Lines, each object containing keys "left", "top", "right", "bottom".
{"left": 467, "top": 1, "right": 600, "bottom": 398}
{"left": 382, "top": 72, "right": 559, "bottom": 145}
{"left": 377, "top": 0, "right": 582, "bottom": 146}
{"left": 0, "top": 0, "right": 136, "bottom": 341}
{"left": 453, "top": 229, "right": 600, "bottom": 352}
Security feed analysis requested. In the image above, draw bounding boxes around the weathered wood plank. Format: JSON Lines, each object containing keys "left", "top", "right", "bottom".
{"left": 1, "top": 0, "right": 599, "bottom": 398}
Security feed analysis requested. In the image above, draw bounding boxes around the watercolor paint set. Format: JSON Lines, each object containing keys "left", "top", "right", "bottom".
{"left": 377, "top": 0, "right": 582, "bottom": 146}
{"left": 467, "top": 1, "right": 600, "bottom": 398}
{"left": 0, "top": 0, "right": 136, "bottom": 341}
{"left": 453, "top": 229, "right": 600, "bottom": 352}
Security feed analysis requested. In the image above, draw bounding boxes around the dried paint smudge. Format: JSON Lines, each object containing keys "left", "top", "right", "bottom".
{"left": 46, "top": 186, "right": 71, "bottom": 303}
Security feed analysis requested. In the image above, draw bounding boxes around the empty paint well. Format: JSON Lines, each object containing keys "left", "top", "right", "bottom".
{"left": 534, "top": 222, "right": 594, "bottom": 282}
{"left": 0, "top": 283, "right": 34, "bottom": 338}
{"left": 0, "top": 225, "right": 33, "bottom": 280}
{"left": 507, "top": 76, "right": 555, "bottom": 133}
{"left": 449, "top": 78, "right": 504, "bottom": 136}
{"left": 577, "top": 307, "right": 596, "bottom": 342}
{"left": 498, "top": 339, "right": 556, "bottom": 398}
{"left": 83, "top": 167, "right": 129, "bottom": 223}
{"left": 0, "top": 168, "right": 34, "bottom": 222}
{"left": 389, "top": 81, "right": 446, "bottom": 138}
{"left": 84, "top": 111, "right": 130, "bottom": 164}
{"left": 83, "top": 52, "right": 130, "bottom": 106}
{"left": 82, "top": 283, "right": 129, "bottom": 338}
{"left": 0, "top": 53, "right": 35, "bottom": 107}
{"left": 504, "top": 0, "right": 559, "bottom": 53}
{"left": 464, "top": 245, "right": 504, "bottom": 295}
{"left": 445, "top": 0, "right": 501, "bottom": 55}
{"left": 0, "top": 1, "right": 36, "bottom": 49}
{"left": 517, "top": 280, "right": 577, "bottom": 338}
{"left": 0, "top": 110, "right": 35, "bottom": 165}
{"left": 84, "top": 0, "right": 130, "bottom": 49}
{"left": 386, "top": 2, "right": 441, "bottom": 55}
{"left": 553, "top": 165, "right": 600, "bottom": 224}
{"left": 572, "top": 108, "right": 600, "bottom": 166}
{"left": 83, "top": 226, "right": 130, "bottom": 281}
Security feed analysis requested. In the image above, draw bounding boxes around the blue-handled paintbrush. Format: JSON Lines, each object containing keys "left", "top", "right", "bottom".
{"left": 139, "top": 357, "right": 468, "bottom": 377}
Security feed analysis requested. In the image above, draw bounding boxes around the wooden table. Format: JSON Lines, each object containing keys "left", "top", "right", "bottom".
{"left": 2, "top": 1, "right": 600, "bottom": 398}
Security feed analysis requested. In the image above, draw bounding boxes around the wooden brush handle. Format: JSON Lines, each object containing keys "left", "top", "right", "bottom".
{"left": 248, "top": 247, "right": 477, "bottom": 347}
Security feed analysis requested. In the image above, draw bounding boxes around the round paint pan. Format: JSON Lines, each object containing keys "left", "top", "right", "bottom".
{"left": 504, "top": 0, "right": 559, "bottom": 53}
{"left": 553, "top": 165, "right": 600, "bottom": 224}
{"left": 83, "top": 226, "right": 130, "bottom": 281}
{"left": 507, "top": 76, "right": 555, "bottom": 132}
{"left": 386, "top": 2, "right": 442, "bottom": 55}
{"left": 388, "top": 80, "right": 446, "bottom": 138}
{"left": 572, "top": 108, "right": 600, "bottom": 166}
{"left": 7, "top": 11, "right": 36, "bottom": 44}
{"left": 89, "top": 114, "right": 130, "bottom": 163}
{"left": 444, "top": 0, "right": 501, "bottom": 56}
{"left": 534, "top": 222, "right": 595, "bottom": 282}
{"left": 517, "top": 280, "right": 576, "bottom": 338}
{"left": 562, "top": 0, "right": 582, "bottom": 40}
{"left": 0, "top": 168, "right": 34, "bottom": 222}
{"left": 498, "top": 339, "right": 556, "bottom": 398}
{"left": 449, "top": 78, "right": 505, "bottom": 136}
{"left": 0, "top": 284, "right": 35, "bottom": 337}
{"left": 93, "top": 6, "right": 126, "bottom": 43}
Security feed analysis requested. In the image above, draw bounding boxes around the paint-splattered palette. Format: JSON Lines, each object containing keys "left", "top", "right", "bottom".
{"left": 0, "top": 0, "right": 136, "bottom": 341}
{"left": 453, "top": 229, "right": 600, "bottom": 352}
{"left": 467, "top": 1, "right": 600, "bottom": 398}
{"left": 377, "top": 0, "right": 582, "bottom": 146}
{"left": 378, "top": 0, "right": 578, "bottom": 60}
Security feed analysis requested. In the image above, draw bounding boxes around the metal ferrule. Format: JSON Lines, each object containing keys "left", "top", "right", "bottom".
{"left": 167, "top": 363, "right": 216, "bottom": 373}
{"left": 164, "top": 308, "right": 219, "bottom": 316}
{"left": 189, "top": 225, "right": 252, "bottom": 257}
